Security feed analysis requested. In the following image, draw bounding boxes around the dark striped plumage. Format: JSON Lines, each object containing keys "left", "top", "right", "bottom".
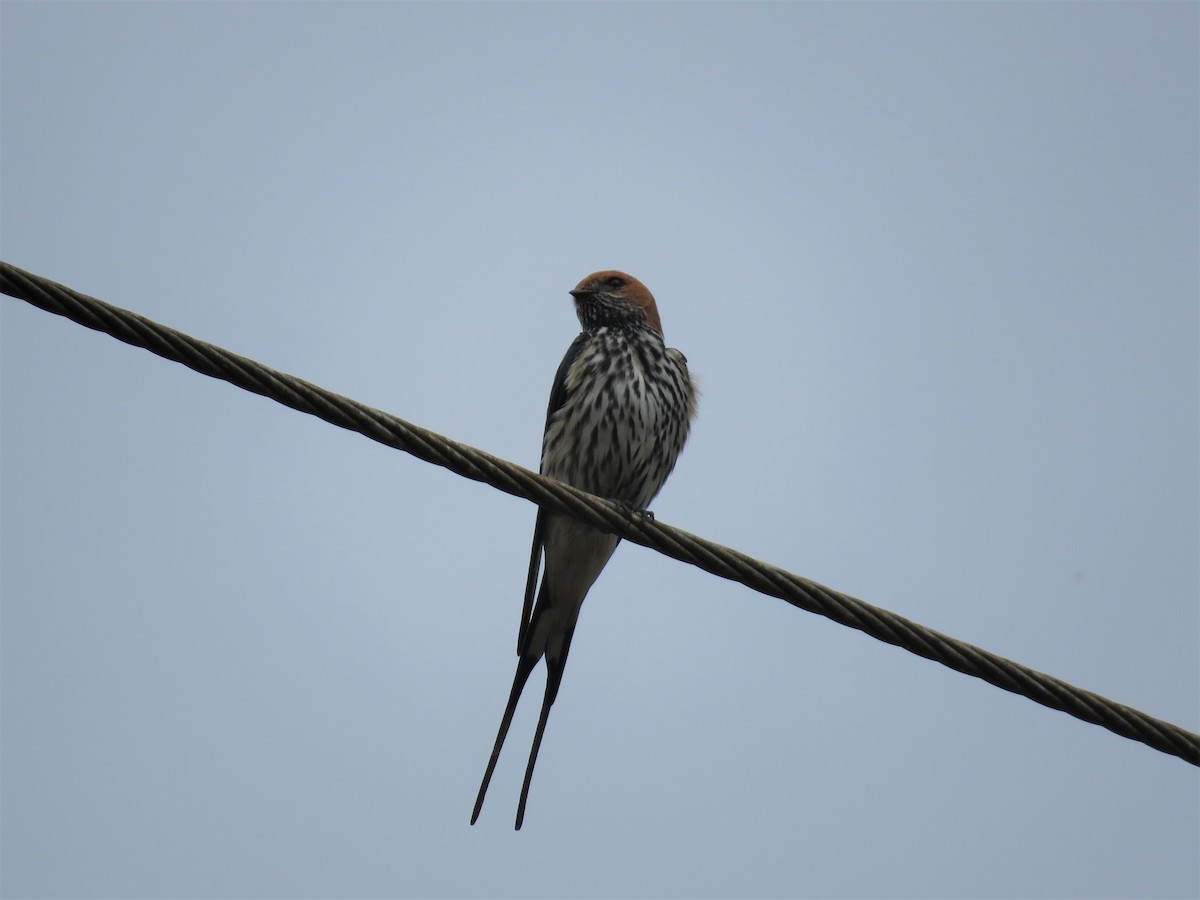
{"left": 471, "top": 270, "right": 697, "bottom": 829}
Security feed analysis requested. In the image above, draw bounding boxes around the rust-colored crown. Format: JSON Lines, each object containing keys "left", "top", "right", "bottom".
{"left": 571, "top": 270, "right": 662, "bottom": 334}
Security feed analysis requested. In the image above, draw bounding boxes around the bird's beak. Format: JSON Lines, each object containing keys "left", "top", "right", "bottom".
{"left": 569, "top": 289, "right": 593, "bottom": 301}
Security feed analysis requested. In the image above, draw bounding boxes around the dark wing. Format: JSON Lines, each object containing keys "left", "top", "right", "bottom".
{"left": 517, "top": 332, "right": 589, "bottom": 654}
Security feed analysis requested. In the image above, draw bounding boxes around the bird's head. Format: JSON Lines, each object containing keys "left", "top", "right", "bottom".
{"left": 569, "top": 270, "right": 662, "bottom": 335}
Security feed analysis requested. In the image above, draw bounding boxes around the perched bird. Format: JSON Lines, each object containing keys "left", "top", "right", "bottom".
{"left": 471, "top": 270, "right": 697, "bottom": 829}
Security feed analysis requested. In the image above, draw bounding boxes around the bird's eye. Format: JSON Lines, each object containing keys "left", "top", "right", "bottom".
{"left": 606, "top": 276, "right": 626, "bottom": 288}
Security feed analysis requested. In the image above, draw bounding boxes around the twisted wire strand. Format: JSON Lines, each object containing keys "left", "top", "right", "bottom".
{"left": 3, "top": 259, "right": 1196, "bottom": 767}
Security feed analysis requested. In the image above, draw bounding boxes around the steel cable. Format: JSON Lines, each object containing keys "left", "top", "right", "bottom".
{"left": 3, "top": 259, "right": 1196, "bottom": 767}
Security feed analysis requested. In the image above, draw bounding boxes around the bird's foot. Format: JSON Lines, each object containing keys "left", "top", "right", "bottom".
{"left": 613, "top": 499, "right": 655, "bottom": 521}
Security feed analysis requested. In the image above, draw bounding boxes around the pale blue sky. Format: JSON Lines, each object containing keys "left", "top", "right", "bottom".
{"left": 2, "top": 3, "right": 1197, "bottom": 898}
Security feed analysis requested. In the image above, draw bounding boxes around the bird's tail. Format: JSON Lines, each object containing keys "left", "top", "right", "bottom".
{"left": 514, "top": 650, "right": 568, "bottom": 830}
{"left": 471, "top": 652, "right": 538, "bottom": 825}
{"left": 473, "top": 618, "right": 578, "bottom": 829}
